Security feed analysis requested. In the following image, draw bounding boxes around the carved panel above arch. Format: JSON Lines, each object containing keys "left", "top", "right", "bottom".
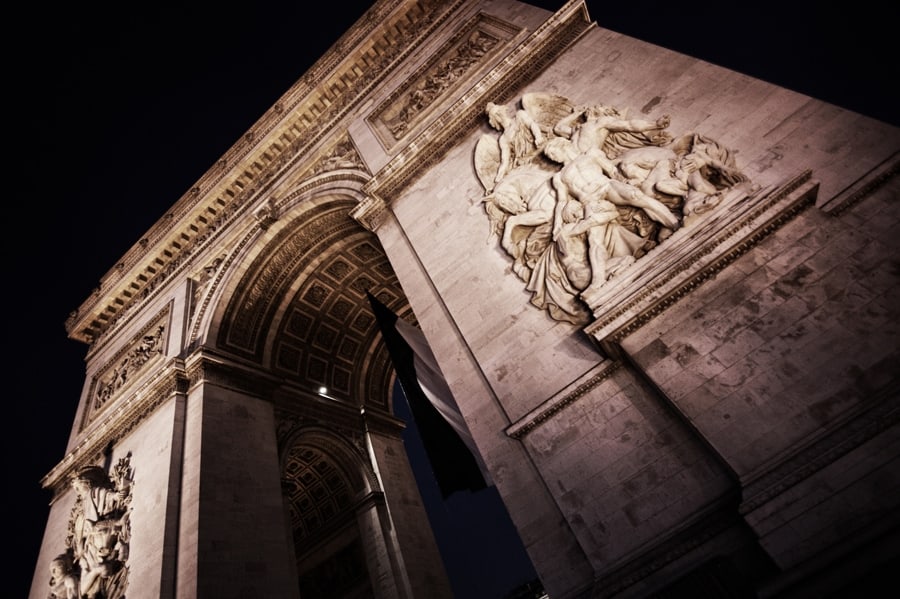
{"left": 368, "top": 11, "right": 522, "bottom": 149}
{"left": 83, "top": 307, "right": 170, "bottom": 429}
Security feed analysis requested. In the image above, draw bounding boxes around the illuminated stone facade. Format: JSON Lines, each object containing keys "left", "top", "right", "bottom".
{"left": 30, "top": 1, "right": 899, "bottom": 598}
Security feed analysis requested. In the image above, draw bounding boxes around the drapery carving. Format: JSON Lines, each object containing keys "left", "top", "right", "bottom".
{"left": 476, "top": 92, "right": 754, "bottom": 324}
{"left": 49, "top": 455, "right": 134, "bottom": 599}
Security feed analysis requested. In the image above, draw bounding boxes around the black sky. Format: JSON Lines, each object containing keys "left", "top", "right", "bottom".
{"left": 11, "top": 1, "right": 898, "bottom": 597}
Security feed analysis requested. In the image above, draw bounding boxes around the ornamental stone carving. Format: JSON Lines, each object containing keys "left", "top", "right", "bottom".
{"left": 88, "top": 317, "right": 167, "bottom": 425}
{"left": 351, "top": 195, "right": 389, "bottom": 232}
{"left": 476, "top": 92, "right": 755, "bottom": 325}
{"left": 49, "top": 455, "right": 134, "bottom": 599}
{"left": 370, "top": 13, "right": 518, "bottom": 146}
{"left": 253, "top": 197, "right": 279, "bottom": 231}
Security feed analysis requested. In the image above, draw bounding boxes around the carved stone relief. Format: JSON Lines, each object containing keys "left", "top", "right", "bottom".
{"left": 86, "top": 312, "right": 169, "bottom": 427}
{"left": 369, "top": 13, "right": 520, "bottom": 147}
{"left": 49, "top": 454, "right": 134, "bottom": 599}
{"left": 309, "top": 134, "right": 367, "bottom": 176}
{"left": 190, "top": 253, "right": 226, "bottom": 326}
{"left": 253, "top": 197, "right": 280, "bottom": 231}
{"left": 475, "top": 92, "right": 756, "bottom": 325}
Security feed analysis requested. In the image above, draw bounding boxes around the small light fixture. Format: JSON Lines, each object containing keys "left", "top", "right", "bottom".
{"left": 318, "top": 386, "right": 328, "bottom": 395}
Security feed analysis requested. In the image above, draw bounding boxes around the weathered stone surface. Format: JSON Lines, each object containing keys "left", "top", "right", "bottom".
{"left": 31, "top": 2, "right": 900, "bottom": 598}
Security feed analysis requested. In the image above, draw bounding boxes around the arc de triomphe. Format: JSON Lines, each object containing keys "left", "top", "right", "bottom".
{"left": 31, "top": 2, "right": 899, "bottom": 598}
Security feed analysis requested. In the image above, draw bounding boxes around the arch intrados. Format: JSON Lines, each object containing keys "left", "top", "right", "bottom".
{"left": 280, "top": 425, "right": 378, "bottom": 496}
{"left": 190, "top": 171, "right": 371, "bottom": 351}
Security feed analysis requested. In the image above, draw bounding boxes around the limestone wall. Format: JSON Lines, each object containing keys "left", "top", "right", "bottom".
{"left": 29, "top": 398, "right": 183, "bottom": 599}
{"left": 182, "top": 382, "right": 298, "bottom": 599}
{"left": 621, "top": 177, "right": 900, "bottom": 572}
{"left": 358, "top": 1, "right": 900, "bottom": 595}
{"left": 364, "top": 424, "right": 454, "bottom": 599}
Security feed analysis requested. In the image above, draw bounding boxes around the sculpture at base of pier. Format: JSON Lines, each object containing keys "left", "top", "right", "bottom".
{"left": 48, "top": 455, "right": 134, "bottom": 599}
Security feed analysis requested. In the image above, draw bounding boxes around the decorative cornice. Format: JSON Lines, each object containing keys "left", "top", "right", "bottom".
{"left": 739, "top": 380, "right": 900, "bottom": 514}
{"left": 64, "top": 0, "right": 461, "bottom": 348}
{"left": 591, "top": 500, "right": 741, "bottom": 597}
{"left": 819, "top": 150, "right": 899, "bottom": 215}
{"left": 184, "top": 349, "right": 281, "bottom": 399}
{"left": 585, "top": 171, "right": 818, "bottom": 347}
{"left": 506, "top": 360, "right": 621, "bottom": 439}
{"left": 350, "top": 195, "right": 389, "bottom": 232}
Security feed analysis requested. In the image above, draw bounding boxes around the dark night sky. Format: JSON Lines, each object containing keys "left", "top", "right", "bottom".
{"left": 11, "top": 1, "right": 897, "bottom": 597}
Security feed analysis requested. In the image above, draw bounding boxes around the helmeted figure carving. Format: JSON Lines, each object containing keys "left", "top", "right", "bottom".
{"left": 55, "top": 455, "right": 134, "bottom": 599}
{"left": 475, "top": 92, "right": 754, "bottom": 324}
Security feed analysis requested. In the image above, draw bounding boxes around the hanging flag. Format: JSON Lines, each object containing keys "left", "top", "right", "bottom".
{"left": 366, "top": 291, "right": 492, "bottom": 498}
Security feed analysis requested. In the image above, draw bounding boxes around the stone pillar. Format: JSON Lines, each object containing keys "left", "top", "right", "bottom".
{"left": 177, "top": 364, "right": 299, "bottom": 599}
{"left": 355, "top": 492, "right": 407, "bottom": 599}
{"left": 362, "top": 411, "right": 454, "bottom": 599}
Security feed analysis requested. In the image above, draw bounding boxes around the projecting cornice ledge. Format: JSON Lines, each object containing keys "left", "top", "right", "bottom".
{"left": 63, "top": 0, "right": 463, "bottom": 348}
{"left": 584, "top": 171, "right": 819, "bottom": 354}
{"left": 351, "top": 195, "right": 389, "bottom": 232}
{"left": 506, "top": 360, "right": 621, "bottom": 439}
{"left": 818, "top": 149, "right": 899, "bottom": 215}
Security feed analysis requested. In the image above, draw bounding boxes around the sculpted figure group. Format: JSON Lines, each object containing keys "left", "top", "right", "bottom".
{"left": 476, "top": 92, "right": 753, "bottom": 324}
{"left": 49, "top": 456, "right": 134, "bottom": 599}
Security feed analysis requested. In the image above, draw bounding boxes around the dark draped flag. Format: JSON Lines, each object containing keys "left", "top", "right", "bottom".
{"left": 366, "top": 291, "right": 491, "bottom": 498}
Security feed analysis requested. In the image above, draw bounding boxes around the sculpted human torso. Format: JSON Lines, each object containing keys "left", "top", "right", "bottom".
{"left": 474, "top": 92, "right": 753, "bottom": 324}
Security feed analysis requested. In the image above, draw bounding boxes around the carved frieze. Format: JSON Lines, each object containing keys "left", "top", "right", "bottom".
{"left": 84, "top": 309, "right": 169, "bottom": 428}
{"left": 363, "top": 3, "right": 592, "bottom": 203}
{"left": 369, "top": 12, "right": 520, "bottom": 147}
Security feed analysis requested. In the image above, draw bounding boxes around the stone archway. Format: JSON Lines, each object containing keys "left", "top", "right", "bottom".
{"left": 207, "top": 188, "right": 412, "bottom": 409}
{"left": 194, "top": 180, "right": 451, "bottom": 598}
{"left": 280, "top": 430, "right": 377, "bottom": 599}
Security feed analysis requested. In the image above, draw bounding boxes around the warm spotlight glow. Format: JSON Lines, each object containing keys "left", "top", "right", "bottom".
{"left": 318, "top": 386, "right": 328, "bottom": 394}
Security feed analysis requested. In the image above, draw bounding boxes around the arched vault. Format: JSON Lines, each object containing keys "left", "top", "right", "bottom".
{"left": 202, "top": 176, "right": 414, "bottom": 412}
